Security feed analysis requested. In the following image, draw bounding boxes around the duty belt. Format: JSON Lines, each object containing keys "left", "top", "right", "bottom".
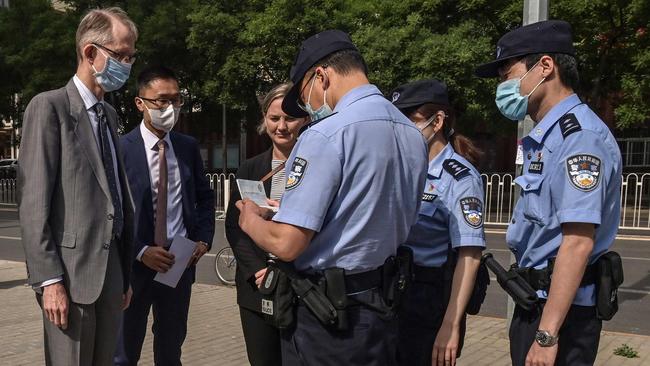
{"left": 413, "top": 264, "right": 444, "bottom": 284}
{"left": 514, "top": 259, "right": 598, "bottom": 291}
{"left": 309, "top": 266, "right": 383, "bottom": 294}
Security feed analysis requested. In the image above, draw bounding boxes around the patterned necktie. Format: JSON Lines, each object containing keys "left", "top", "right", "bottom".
{"left": 154, "top": 139, "right": 168, "bottom": 246}
{"left": 93, "top": 103, "right": 123, "bottom": 239}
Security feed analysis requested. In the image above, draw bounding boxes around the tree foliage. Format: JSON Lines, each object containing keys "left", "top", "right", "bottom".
{"left": 0, "top": 0, "right": 648, "bottom": 142}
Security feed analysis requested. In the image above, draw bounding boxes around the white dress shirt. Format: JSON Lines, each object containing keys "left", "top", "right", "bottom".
{"left": 36, "top": 75, "right": 123, "bottom": 289}
{"left": 136, "top": 122, "right": 187, "bottom": 261}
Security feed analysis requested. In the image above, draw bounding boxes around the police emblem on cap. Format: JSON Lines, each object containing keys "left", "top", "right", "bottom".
{"left": 496, "top": 46, "right": 502, "bottom": 58}
{"left": 566, "top": 154, "right": 601, "bottom": 191}
{"left": 460, "top": 197, "right": 483, "bottom": 228}
{"left": 391, "top": 92, "right": 400, "bottom": 103}
{"left": 286, "top": 157, "right": 308, "bottom": 190}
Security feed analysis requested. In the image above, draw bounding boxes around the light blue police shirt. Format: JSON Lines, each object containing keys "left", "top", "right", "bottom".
{"left": 404, "top": 143, "right": 486, "bottom": 267}
{"left": 272, "top": 84, "right": 428, "bottom": 273}
{"left": 506, "top": 94, "right": 622, "bottom": 306}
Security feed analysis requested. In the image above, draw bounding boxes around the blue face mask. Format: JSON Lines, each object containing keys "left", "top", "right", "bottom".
{"left": 92, "top": 47, "right": 132, "bottom": 92}
{"left": 303, "top": 74, "right": 333, "bottom": 121}
{"left": 495, "top": 61, "right": 545, "bottom": 121}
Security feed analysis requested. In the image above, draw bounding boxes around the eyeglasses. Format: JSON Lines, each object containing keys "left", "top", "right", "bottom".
{"left": 296, "top": 65, "right": 328, "bottom": 112}
{"left": 138, "top": 96, "right": 185, "bottom": 109}
{"left": 92, "top": 43, "right": 137, "bottom": 64}
{"left": 296, "top": 72, "right": 316, "bottom": 112}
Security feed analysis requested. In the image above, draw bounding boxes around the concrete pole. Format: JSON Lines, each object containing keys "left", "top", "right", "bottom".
{"left": 508, "top": 0, "right": 549, "bottom": 327}
{"left": 222, "top": 103, "right": 227, "bottom": 175}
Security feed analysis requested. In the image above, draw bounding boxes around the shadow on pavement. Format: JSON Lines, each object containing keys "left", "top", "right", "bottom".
{"left": 0, "top": 278, "right": 27, "bottom": 289}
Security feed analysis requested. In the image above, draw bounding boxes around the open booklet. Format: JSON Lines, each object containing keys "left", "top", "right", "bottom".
{"left": 236, "top": 179, "right": 279, "bottom": 212}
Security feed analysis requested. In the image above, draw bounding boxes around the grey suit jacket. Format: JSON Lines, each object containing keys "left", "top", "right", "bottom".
{"left": 18, "top": 78, "right": 134, "bottom": 305}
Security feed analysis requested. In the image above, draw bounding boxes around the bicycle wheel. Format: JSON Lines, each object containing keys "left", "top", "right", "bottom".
{"left": 215, "top": 246, "right": 237, "bottom": 285}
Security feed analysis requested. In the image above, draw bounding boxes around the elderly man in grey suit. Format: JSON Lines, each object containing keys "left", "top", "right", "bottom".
{"left": 18, "top": 7, "right": 138, "bottom": 366}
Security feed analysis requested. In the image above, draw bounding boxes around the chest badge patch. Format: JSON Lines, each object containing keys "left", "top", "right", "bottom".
{"left": 460, "top": 197, "right": 483, "bottom": 228}
{"left": 566, "top": 154, "right": 601, "bottom": 191}
{"left": 422, "top": 193, "right": 437, "bottom": 202}
{"left": 285, "top": 157, "right": 308, "bottom": 190}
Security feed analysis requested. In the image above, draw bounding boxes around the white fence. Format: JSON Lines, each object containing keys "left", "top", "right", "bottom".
{"left": 2, "top": 174, "right": 650, "bottom": 230}
{"left": 206, "top": 173, "right": 236, "bottom": 218}
{"left": 481, "top": 173, "right": 650, "bottom": 230}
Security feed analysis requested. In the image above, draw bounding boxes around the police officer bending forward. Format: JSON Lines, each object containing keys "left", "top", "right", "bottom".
{"left": 475, "top": 20, "right": 622, "bottom": 366}
{"left": 236, "top": 30, "right": 428, "bottom": 366}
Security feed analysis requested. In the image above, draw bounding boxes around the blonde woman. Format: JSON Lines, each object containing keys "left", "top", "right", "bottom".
{"left": 225, "top": 82, "right": 306, "bottom": 366}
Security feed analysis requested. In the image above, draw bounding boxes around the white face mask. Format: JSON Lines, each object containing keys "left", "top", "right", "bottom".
{"left": 145, "top": 103, "right": 180, "bottom": 133}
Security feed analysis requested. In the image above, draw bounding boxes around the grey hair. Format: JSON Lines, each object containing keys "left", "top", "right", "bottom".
{"left": 75, "top": 7, "right": 138, "bottom": 62}
{"left": 257, "top": 82, "right": 293, "bottom": 135}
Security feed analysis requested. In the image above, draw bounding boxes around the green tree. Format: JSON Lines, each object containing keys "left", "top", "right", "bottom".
{"left": 0, "top": 0, "right": 77, "bottom": 132}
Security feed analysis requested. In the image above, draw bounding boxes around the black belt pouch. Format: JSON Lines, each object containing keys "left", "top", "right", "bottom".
{"left": 258, "top": 263, "right": 295, "bottom": 329}
{"left": 595, "top": 251, "right": 624, "bottom": 321}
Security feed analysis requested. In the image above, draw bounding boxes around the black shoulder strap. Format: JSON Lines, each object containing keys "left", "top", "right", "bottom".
{"left": 558, "top": 113, "right": 582, "bottom": 139}
{"left": 442, "top": 159, "right": 471, "bottom": 181}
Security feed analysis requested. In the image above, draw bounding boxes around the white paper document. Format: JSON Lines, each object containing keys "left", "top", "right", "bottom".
{"left": 236, "top": 179, "right": 278, "bottom": 211}
{"left": 154, "top": 235, "right": 196, "bottom": 288}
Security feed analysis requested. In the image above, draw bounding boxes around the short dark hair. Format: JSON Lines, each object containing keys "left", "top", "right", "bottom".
{"left": 524, "top": 53, "right": 579, "bottom": 91}
{"left": 310, "top": 48, "right": 368, "bottom": 76}
{"left": 137, "top": 65, "right": 178, "bottom": 94}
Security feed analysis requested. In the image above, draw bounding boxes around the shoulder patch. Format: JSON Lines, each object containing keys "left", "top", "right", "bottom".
{"left": 285, "top": 157, "right": 308, "bottom": 190}
{"left": 460, "top": 197, "right": 483, "bottom": 228}
{"left": 443, "top": 159, "right": 471, "bottom": 181}
{"left": 566, "top": 154, "right": 601, "bottom": 192}
{"left": 559, "top": 113, "right": 581, "bottom": 139}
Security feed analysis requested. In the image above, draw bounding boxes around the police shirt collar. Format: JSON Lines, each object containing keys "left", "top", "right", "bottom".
{"left": 528, "top": 94, "right": 581, "bottom": 144}
{"left": 333, "top": 84, "right": 382, "bottom": 112}
{"left": 428, "top": 143, "right": 455, "bottom": 179}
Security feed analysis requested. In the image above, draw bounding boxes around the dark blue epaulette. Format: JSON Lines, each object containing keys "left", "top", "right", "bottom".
{"left": 298, "top": 112, "right": 339, "bottom": 135}
{"left": 558, "top": 113, "right": 581, "bottom": 139}
{"left": 443, "top": 159, "right": 471, "bottom": 181}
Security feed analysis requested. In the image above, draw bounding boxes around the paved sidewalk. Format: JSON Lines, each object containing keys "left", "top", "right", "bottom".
{"left": 1, "top": 260, "right": 648, "bottom": 365}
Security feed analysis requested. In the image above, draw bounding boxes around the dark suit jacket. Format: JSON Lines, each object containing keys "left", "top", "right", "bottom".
{"left": 225, "top": 148, "right": 275, "bottom": 311}
{"left": 119, "top": 127, "right": 215, "bottom": 285}
{"left": 19, "top": 79, "right": 135, "bottom": 304}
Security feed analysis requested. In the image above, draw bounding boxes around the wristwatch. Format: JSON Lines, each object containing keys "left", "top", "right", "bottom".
{"left": 535, "top": 330, "right": 559, "bottom": 347}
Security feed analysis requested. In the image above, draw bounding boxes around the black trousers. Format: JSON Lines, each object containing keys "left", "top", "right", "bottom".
{"left": 397, "top": 280, "right": 466, "bottom": 366}
{"left": 281, "top": 288, "right": 397, "bottom": 366}
{"left": 114, "top": 269, "right": 193, "bottom": 366}
{"left": 510, "top": 303, "right": 602, "bottom": 366}
{"left": 239, "top": 306, "right": 282, "bottom": 366}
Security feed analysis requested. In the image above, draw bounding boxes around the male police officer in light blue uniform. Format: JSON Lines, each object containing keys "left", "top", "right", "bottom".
{"left": 236, "top": 30, "right": 428, "bottom": 366}
{"left": 391, "top": 79, "right": 486, "bottom": 366}
{"left": 475, "top": 20, "right": 622, "bottom": 366}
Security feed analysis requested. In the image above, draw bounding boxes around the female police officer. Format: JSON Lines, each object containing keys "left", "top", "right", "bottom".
{"left": 391, "top": 79, "right": 486, "bottom": 366}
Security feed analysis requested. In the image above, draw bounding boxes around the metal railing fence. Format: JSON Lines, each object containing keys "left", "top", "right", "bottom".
{"left": 2, "top": 173, "right": 650, "bottom": 230}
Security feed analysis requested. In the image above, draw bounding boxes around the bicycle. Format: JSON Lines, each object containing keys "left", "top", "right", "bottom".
{"left": 215, "top": 246, "right": 236, "bottom": 285}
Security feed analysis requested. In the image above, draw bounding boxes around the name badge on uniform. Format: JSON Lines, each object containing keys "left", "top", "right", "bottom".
{"left": 566, "top": 154, "right": 601, "bottom": 191}
{"left": 422, "top": 193, "right": 437, "bottom": 202}
{"left": 528, "top": 162, "right": 544, "bottom": 174}
{"left": 286, "top": 157, "right": 308, "bottom": 190}
{"left": 460, "top": 197, "right": 483, "bottom": 228}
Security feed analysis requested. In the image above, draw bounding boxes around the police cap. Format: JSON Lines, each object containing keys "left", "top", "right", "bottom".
{"left": 282, "top": 29, "right": 358, "bottom": 118}
{"left": 475, "top": 20, "right": 575, "bottom": 78}
{"left": 390, "top": 79, "right": 449, "bottom": 111}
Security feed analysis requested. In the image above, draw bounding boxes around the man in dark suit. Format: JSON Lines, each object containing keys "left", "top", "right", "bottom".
{"left": 114, "top": 65, "right": 215, "bottom": 366}
{"left": 18, "top": 7, "right": 137, "bottom": 366}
